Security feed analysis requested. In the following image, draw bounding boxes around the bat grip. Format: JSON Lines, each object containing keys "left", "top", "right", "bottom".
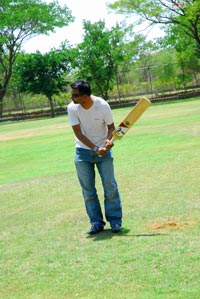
{"left": 110, "top": 136, "right": 114, "bottom": 145}
{"left": 98, "top": 137, "right": 115, "bottom": 157}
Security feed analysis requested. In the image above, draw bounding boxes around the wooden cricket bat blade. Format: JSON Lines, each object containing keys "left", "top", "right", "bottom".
{"left": 111, "top": 97, "right": 151, "bottom": 143}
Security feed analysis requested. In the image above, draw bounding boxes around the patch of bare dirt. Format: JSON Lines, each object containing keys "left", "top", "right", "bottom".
{"left": 0, "top": 133, "right": 36, "bottom": 141}
{"left": 150, "top": 218, "right": 196, "bottom": 231}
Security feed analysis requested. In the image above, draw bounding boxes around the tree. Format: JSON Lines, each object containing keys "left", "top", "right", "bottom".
{"left": 70, "top": 20, "right": 129, "bottom": 100}
{"left": 15, "top": 49, "right": 71, "bottom": 117}
{"left": 109, "top": 1, "right": 200, "bottom": 54}
{"left": 0, "top": 0, "right": 73, "bottom": 117}
{"left": 157, "top": 21, "right": 200, "bottom": 83}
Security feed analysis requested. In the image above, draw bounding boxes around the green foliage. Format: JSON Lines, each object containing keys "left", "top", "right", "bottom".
{"left": 0, "top": 0, "right": 73, "bottom": 39}
{"left": 0, "top": 0, "right": 73, "bottom": 116}
{"left": 109, "top": 0, "right": 200, "bottom": 53}
{"left": 15, "top": 50, "right": 71, "bottom": 117}
{"left": 158, "top": 28, "right": 200, "bottom": 85}
{"left": 72, "top": 20, "right": 133, "bottom": 100}
{"left": 16, "top": 51, "right": 68, "bottom": 97}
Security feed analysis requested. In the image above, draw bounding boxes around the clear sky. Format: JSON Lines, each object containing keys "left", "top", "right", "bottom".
{"left": 22, "top": 0, "right": 163, "bottom": 53}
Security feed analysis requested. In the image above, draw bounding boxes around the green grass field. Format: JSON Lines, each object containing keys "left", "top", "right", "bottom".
{"left": 0, "top": 98, "right": 200, "bottom": 299}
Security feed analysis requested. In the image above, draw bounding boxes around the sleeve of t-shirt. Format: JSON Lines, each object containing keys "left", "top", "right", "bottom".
{"left": 67, "top": 104, "right": 80, "bottom": 126}
{"left": 104, "top": 102, "right": 114, "bottom": 125}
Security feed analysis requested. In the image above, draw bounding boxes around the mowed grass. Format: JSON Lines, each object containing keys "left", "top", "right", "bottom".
{"left": 0, "top": 98, "right": 200, "bottom": 299}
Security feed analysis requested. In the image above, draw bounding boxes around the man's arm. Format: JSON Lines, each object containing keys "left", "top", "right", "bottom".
{"left": 72, "top": 124, "right": 96, "bottom": 150}
{"left": 97, "top": 123, "right": 115, "bottom": 156}
{"left": 102, "top": 123, "right": 115, "bottom": 150}
{"left": 106, "top": 123, "right": 115, "bottom": 140}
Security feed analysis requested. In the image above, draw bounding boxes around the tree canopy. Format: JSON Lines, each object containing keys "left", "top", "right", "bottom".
{"left": 0, "top": 0, "right": 74, "bottom": 117}
{"left": 71, "top": 20, "right": 143, "bottom": 100}
{"left": 15, "top": 49, "right": 71, "bottom": 117}
{"left": 109, "top": 1, "right": 200, "bottom": 53}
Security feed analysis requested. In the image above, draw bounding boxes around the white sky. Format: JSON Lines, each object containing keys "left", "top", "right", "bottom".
{"left": 22, "top": 0, "right": 164, "bottom": 53}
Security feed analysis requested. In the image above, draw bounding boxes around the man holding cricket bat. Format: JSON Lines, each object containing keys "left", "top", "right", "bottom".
{"left": 67, "top": 79, "right": 122, "bottom": 234}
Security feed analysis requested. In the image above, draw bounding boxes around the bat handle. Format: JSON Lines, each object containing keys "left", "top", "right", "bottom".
{"left": 110, "top": 136, "right": 114, "bottom": 145}
{"left": 98, "top": 137, "right": 115, "bottom": 157}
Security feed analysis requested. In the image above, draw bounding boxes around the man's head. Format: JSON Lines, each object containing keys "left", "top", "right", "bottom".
{"left": 70, "top": 80, "right": 92, "bottom": 105}
{"left": 70, "top": 80, "right": 91, "bottom": 96}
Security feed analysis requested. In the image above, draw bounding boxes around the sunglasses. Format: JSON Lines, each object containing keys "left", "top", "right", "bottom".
{"left": 71, "top": 93, "right": 83, "bottom": 98}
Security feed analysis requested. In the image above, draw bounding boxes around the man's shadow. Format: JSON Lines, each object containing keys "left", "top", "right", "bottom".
{"left": 87, "top": 227, "right": 165, "bottom": 241}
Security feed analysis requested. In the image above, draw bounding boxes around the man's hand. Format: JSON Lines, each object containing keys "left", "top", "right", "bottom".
{"left": 97, "top": 147, "right": 107, "bottom": 157}
{"left": 104, "top": 139, "right": 114, "bottom": 150}
{"left": 97, "top": 139, "right": 114, "bottom": 157}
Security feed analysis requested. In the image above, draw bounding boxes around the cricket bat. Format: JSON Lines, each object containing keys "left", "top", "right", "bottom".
{"left": 110, "top": 97, "right": 151, "bottom": 145}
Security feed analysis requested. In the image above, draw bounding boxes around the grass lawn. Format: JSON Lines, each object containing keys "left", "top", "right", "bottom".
{"left": 0, "top": 98, "right": 200, "bottom": 299}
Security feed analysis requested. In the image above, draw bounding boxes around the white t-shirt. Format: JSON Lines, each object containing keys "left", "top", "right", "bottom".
{"left": 67, "top": 95, "right": 114, "bottom": 149}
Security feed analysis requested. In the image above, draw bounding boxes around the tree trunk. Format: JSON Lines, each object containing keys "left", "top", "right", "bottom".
{"left": 48, "top": 96, "right": 55, "bottom": 118}
{"left": 0, "top": 89, "right": 6, "bottom": 118}
{"left": 0, "top": 68, "right": 12, "bottom": 118}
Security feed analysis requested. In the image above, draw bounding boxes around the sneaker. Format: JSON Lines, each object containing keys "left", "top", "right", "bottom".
{"left": 88, "top": 223, "right": 104, "bottom": 235}
{"left": 111, "top": 223, "right": 121, "bottom": 233}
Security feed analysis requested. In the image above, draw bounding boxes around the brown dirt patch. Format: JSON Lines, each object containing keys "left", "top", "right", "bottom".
{"left": 0, "top": 133, "right": 36, "bottom": 141}
{"left": 150, "top": 218, "right": 196, "bottom": 232}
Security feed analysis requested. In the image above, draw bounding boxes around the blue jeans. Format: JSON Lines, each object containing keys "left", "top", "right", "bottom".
{"left": 74, "top": 148, "right": 122, "bottom": 226}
